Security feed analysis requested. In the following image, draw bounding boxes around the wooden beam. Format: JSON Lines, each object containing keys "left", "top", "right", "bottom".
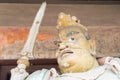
{"left": 0, "top": 0, "right": 119, "bottom": 4}
{"left": 0, "top": 59, "right": 57, "bottom": 66}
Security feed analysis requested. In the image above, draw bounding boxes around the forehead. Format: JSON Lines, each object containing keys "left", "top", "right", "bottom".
{"left": 59, "top": 26, "right": 83, "bottom": 39}
{"left": 59, "top": 26, "right": 83, "bottom": 41}
{"left": 66, "top": 31, "right": 79, "bottom": 37}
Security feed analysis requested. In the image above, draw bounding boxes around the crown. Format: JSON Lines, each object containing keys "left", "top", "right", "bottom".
{"left": 57, "top": 12, "right": 87, "bottom": 31}
{"left": 57, "top": 12, "right": 90, "bottom": 41}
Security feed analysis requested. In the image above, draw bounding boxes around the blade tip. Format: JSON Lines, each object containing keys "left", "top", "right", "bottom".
{"left": 43, "top": 1, "right": 47, "bottom": 5}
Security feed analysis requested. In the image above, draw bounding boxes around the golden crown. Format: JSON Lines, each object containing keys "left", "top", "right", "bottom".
{"left": 57, "top": 12, "right": 90, "bottom": 41}
{"left": 57, "top": 12, "right": 87, "bottom": 31}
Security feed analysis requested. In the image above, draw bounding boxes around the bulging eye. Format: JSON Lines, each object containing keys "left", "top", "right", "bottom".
{"left": 69, "top": 37, "right": 75, "bottom": 42}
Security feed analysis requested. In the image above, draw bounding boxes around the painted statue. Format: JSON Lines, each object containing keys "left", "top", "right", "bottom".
{"left": 10, "top": 2, "right": 120, "bottom": 80}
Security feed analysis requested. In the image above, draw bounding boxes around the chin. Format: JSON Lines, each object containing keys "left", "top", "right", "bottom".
{"left": 58, "top": 55, "right": 99, "bottom": 73}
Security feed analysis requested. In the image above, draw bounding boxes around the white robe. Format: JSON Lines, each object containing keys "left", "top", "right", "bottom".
{"left": 26, "top": 65, "right": 120, "bottom": 80}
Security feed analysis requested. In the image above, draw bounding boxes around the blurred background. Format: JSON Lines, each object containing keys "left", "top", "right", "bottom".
{"left": 0, "top": 0, "right": 120, "bottom": 26}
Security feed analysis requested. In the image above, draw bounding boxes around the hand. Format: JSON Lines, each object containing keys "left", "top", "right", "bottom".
{"left": 104, "top": 57, "right": 120, "bottom": 78}
{"left": 10, "top": 64, "right": 29, "bottom": 80}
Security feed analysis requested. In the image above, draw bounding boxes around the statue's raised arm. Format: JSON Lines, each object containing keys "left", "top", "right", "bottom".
{"left": 10, "top": 2, "right": 46, "bottom": 80}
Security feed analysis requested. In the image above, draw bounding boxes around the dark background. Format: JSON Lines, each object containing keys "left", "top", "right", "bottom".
{"left": 0, "top": 0, "right": 120, "bottom": 4}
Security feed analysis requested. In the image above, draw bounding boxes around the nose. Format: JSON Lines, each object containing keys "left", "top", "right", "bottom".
{"left": 58, "top": 43, "right": 68, "bottom": 51}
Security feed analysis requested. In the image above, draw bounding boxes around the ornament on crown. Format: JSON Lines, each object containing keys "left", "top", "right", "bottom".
{"left": 57, "top": 12, "right": 87, "bottom": 30}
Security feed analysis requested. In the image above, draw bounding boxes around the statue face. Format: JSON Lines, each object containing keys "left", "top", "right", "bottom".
{"left": 56, "top": 26, "right": 98, "bottom": 73}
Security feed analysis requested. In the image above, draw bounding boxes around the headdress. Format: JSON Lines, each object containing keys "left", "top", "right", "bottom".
{"left": 57, "top": 12, "right": 90, "bottom": 40}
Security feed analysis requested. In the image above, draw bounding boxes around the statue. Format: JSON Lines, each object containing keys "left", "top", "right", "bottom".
{"left": 10, "top": 2, "right": 120, "bottom": 80}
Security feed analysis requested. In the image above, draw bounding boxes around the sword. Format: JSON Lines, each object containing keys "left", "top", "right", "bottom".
{"left": 20, "top": 1, "right": 46, "bottom": 58}
{"left": 10, "top": 2, "right": 46, "bottom": 80}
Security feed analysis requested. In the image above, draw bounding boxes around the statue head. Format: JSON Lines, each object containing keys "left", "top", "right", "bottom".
{"left": 56, "top": 13, "right": 98, "bottom": 73}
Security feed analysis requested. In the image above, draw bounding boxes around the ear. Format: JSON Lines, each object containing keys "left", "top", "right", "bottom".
{"left": 84, "top": 31, "right": 91, "bottom": 40}
{"left": 89, "top": 40, "right": 96, "bottom": 57}
{"left": 80, "top": 27, "right": 90, "bottom": 40}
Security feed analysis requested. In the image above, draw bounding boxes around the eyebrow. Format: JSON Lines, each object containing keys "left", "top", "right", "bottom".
{"left": 66, "top": 31, "right": 79, "bottom": 37}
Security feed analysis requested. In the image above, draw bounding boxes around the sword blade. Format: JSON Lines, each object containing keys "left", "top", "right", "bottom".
{"left": 20, "top": 2, "right": 46, "bottom": 57}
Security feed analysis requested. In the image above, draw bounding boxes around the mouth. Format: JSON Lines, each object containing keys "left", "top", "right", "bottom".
{"left": 61, "top": 50, "right": 73, "bottom": 57}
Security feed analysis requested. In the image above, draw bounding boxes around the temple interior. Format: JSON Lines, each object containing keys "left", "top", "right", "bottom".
{"left": 0, "top": 0, "right": 120, "bottom": 80}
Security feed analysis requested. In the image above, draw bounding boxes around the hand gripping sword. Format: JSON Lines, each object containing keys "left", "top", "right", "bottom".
{"left": 10, "top": 2, "right": 46, "bottom": 80}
